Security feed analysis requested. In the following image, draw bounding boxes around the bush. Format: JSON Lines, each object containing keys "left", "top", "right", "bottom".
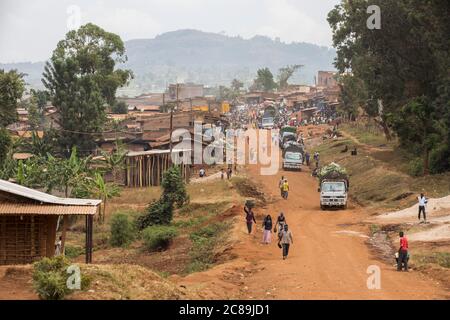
{"left": 110, "top": 213, "right": 135, "bottom": 247}
{"left": 32, "top": 256, "right": 72, "bottom": 300}
{"left": 142, "top": 225, "right": 178, "bottom": 251}
{"left": 185, "top": 223, "right": 228, "bottom": 273}
{"left": 408, "top": 158, "right": 424, "bottom": 176}
{"left": 429, "top": 144, "right": 450, "bottom": 174}
{"left": 161, "top": 166, "right": 189, "bottom": 207}
{"left": 136, "top": 198, "right": 174, "bottom": 230}
{"left": 65, "top": 245, "right": 84, "bottom": 259}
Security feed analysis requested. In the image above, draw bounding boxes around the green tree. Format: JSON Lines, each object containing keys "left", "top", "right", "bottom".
{"left": 42, "top": 23, "right": 133, "bottom": 152}
{"left": 251, "top": 68, "right": 277, "bottom": 92}
{"left": 0, "top": 128, "right": 12, "bottom": 167}
{"left": 230, "top": 79, "right": 244, "bottom": 92}
{"left": 85, "top": 172, "right": 120, "bottom": 222}
{"left": 0, "top": 69, "right": 25, "bottom": 127}
{"left": 328, "top": 0, "right": 450, "bottom": 173}
{"left": 277, "top": 65, "right": 302, "bottom": 90}
{"left": 111, "top": 101, "right": 128, "bottom": 114}
{"left": 136, "top": 166, "right": 189, "bottom": 230}
{"left": 98, "top": 141, "right": 127, "bottom": 181}
{"left": 30, "top": 89, "right": 49, "bottom": 111}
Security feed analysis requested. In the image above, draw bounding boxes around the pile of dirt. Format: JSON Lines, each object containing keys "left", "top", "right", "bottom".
{"left": 231, "top": 177, "right": 266, "bottom": 205}
{"left": 72, "top": 264, "right": 198, "bottom": 300}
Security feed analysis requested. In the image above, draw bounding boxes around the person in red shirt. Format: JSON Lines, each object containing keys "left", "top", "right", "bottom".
{"left": 397, "top": 231, "right": 409, "bottom": 271}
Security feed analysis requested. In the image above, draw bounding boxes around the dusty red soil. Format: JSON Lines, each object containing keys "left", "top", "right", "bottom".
{"left": 177, "top": 130, "right": 450, "bottom": 300}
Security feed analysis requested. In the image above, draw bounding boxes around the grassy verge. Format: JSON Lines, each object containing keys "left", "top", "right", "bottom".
{"left": 312, "top": 133, "right": 450, "bottom": 209}
{"left": 184, "top": 222, "right": 230, "bottom": 274}
{"left": 413, "top": 252, "right": 450, "bottom": 269}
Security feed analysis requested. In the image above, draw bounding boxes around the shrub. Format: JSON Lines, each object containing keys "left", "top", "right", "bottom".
{"left": 136, "top": 198, "right": 174, "bottom": 230}
{"left": 32, "top": 256, "right": 72, "bottom": 300}
{"left": 142, "top": 225, "right": 178, "bottom": 251}
{"left": 161, "top": 166, "right": 189, "bottom": 207}
{"left": 65, "top": 245, "right": 84, "bottom": 259}
{"left": 110, "top": 213, "right": 135, "bottom": 247}
{"left": 184, "top": 223, "right": 229, "bottom": 273}
{"left": 408, "top": 158, "right": 424, "bottom": 177}
{"left": 429, "top": 144, "right": 450, "bottom": 174}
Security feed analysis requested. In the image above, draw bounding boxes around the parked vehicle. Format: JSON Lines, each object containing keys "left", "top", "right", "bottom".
{"left": 317, "top": 163, "right": 349, "bottom": 210}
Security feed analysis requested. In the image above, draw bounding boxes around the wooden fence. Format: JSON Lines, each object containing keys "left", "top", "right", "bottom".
{"left": 125, "top": 150, "right": 191, "bottom": 187}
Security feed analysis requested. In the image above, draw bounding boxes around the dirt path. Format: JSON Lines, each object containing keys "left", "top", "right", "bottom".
{"left": 227, "top": 162, "right": 449, "bottom": 299}
{"left": 181, "top": 128, "right": 449, "bottom": 300}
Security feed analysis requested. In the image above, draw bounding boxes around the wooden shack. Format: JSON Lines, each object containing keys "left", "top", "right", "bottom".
{"left": 0, "top": 179, "right": 101, "bottom": 265}
{"left": 125, "top": 149, "right": 191, "bottom": 187}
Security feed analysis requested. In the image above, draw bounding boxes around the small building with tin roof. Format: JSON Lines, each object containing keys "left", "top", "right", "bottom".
{"left": 0, "top": 179, "right": 101, "bottom": 265}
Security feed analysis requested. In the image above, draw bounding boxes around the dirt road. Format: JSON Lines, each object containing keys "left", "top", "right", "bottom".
{"left": 177, "top": 129, "right": 449, "bottom": 300}
{"left": 207, "top": 144, "right": 446, "bottom": 299}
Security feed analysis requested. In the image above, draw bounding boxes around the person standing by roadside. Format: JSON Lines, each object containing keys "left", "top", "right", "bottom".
{"left": 418, "top": 193, "right": 428, "bottom": 223}
{"left": 397, "top": 231, "right": 409, "bottom": 271}
{"left": 220, "top": 168, "right": 225, "bottom": 180}
{"left": 244, "top": 205, "right": 256, "bottom": 234}
{"left": 262, "top": 215, "right": 273, "bottom": 244}
{"left": 305, "top": 152, "right": 310, "bottom": 166}
{"left": 279, "top": 224, "right": 293, "bottom": 260}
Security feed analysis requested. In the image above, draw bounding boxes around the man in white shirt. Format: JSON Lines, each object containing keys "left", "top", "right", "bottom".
{"left": 418, "top": 193, "right": 427, "bottom": 223}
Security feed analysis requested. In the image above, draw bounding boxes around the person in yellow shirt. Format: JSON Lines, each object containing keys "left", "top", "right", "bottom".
{"left": 282, "top": 179, "right": 289, "bottom": 200}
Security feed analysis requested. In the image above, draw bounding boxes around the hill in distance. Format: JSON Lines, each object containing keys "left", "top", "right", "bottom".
{"left": 1, "top": 29, "right": 336, "bottom": 96}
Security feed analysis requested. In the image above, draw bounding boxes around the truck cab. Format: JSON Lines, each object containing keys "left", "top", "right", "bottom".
{"left": 282, "top": 143, "right": 304, "bottom": 171}
{"left": 319, "top": 179, "right": 348, "bottom": 209}
{"left": 261, "top": 117, "right": 274, "bottom": 129}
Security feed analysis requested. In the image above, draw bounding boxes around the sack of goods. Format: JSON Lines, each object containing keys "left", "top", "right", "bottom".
{"left": 318, "top": 162, "right": 348, "bottom": 181}
{"left": 245, "top": 199, "right": 255, "bottom": 209}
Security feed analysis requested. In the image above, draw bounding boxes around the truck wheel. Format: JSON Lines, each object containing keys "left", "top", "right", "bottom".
{"left": 343, "top": 204, "right": 347, "bottom": 210}
{"left": 320, "top": 205, "right": 325, "bottom": 210}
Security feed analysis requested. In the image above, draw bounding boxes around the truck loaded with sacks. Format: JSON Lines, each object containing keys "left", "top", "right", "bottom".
{"left": 317, "top": 163, "right": 349, "bottom": 210}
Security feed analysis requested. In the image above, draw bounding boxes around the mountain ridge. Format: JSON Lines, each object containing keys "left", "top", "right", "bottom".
{"left": 0, "top": 29, "right": 336, "bottom": 95}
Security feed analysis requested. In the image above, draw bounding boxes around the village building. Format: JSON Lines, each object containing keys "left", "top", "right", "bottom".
{"left": 0, "top": 179, "right": 101, "bottom": 265}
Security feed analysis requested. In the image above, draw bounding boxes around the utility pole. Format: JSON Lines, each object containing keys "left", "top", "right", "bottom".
{"left": 169, "top": 84, "right": 179, "bottom": 156}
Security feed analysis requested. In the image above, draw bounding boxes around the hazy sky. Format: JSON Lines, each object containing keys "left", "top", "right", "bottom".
{"left": 0, "top": 0, "right": 340, "bottom": 63}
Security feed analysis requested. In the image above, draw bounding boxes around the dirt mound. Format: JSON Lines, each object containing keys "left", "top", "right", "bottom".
{"left": 231, "top": 177, "right": 266, "bottom": 205}
{"left": 72, "top": 264, "right": 198, "bottom": 300}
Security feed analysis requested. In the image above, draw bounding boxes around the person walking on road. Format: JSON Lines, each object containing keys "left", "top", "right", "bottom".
{"left": 418, "top": 193, "right": 428, "bottom": 223}
{"left": 278, "top": 176, "right": 285, "bottom": 197}
{"left": 281, "top": 179, "right": 289, "bottom": 200}
{"left": 305, "top": 152, "right": 310, "bottom": 166}
{"left": 313, "top": 152, "right": 320, "bottom": 168}
{"left": 262, "top": 215, "right": 273, "bottom": 244}
{"left": 227, "top": 167, "right": 232, "bottom": 180}
{"left": 244, "top": 205, "right": 256, "bottom": 234}
{"left": 274, "top": 212, "right": 286, "bottom": 240}
{"left": 397, "top": 231, "right": 409, "bottom": 271}
{"left": 279, "top": 224, "right": 293, "bottom": 260}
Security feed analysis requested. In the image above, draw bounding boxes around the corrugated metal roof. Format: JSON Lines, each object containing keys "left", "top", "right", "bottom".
{"left": 0, "top": 179, "right": 102, "bottom": 206}
{"left": 126, "top": 148, "right": 192, "bottom": 157}
{"left": 0, "top": 203, "right": 98, "bottom": 215}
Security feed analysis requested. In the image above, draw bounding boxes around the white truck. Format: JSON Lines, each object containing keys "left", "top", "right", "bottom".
{"left": 261, "top": 116, "right": 275, "bottom": 129}
{"left": 282, "top": 144, "right": 304, "bottom": 171}
{"left": 317, "top": 163, "right": 349, "bottom": 210}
